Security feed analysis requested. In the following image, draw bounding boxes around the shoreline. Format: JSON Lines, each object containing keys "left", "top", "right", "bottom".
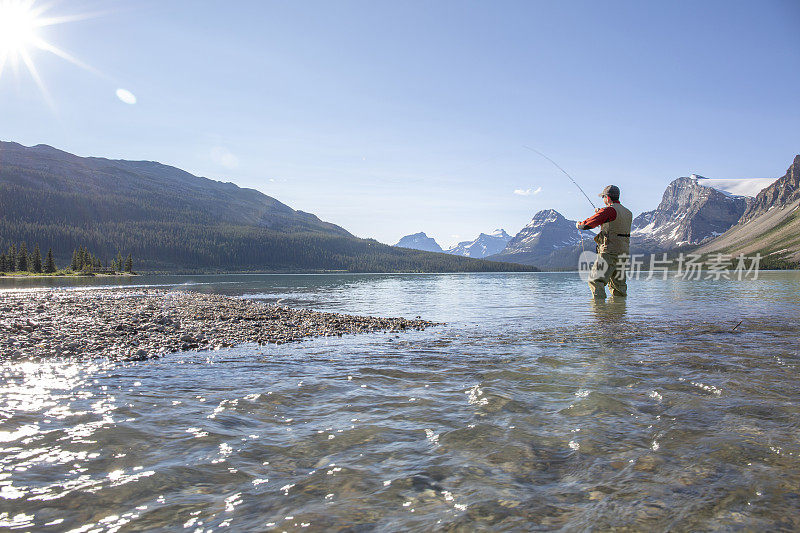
{"left": 0, "top": 289, "right": 439, "bottom": 361}
{"left": 0, "top": 273, "right": 137, "bottom": 278}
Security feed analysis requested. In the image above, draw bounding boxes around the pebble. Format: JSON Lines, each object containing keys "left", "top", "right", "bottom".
{"left": 633, "top": 455, "right": 663, "bottom": 472}
{"left": 0, "top": 289, "right": 441, "bottom": 361}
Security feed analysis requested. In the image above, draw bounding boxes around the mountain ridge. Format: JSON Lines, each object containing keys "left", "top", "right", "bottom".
{"left": 446, "top": 229, "right": 511, "bottom": 258}
{"left": 488, "top": 209, "right": 593, "bottom": 268}
{"left": 696, "top": 155, "right": 800, "bottom": 263}
{"left": 0, "top": 141, "right": 535, "bottom": 273}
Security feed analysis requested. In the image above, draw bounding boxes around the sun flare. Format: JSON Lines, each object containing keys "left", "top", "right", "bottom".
{"left": 0, "top": 0, "right": 39, "bottom": 55}
{"left": 0, "top": 0, "right": 99, "bottom": 104}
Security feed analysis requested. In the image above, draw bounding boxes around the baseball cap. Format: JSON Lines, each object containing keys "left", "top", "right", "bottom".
{"left": 599, "top": 185, "right": 620, "bottom": 200}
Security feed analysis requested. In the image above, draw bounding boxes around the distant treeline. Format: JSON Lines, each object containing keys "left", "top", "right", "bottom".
{"left": 0, "top": 221, "right": 531, "bottom": 273}
{"left": 0, "top": 242, "right": 133, "bottom": 274}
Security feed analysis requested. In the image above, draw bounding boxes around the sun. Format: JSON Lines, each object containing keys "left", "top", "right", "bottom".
{"left": 0, "top": 0, "right": 99, "bottom": 104}
{"left": 0, "top": 0, "right": 39, "bottom": 56}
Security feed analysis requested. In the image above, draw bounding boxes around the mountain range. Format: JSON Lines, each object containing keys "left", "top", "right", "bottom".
{"left": 394, "top": 211, "right": 591, "bottom": 269}
{"left": 4, "top": 140, "right": 797, "bottom": 272}
{"left": 447, "top": 229, "right": 512, "bottom": 258}
{"left": 394, "top": 229, "right": 512, "bottom": 259}
{"left": 488, "top": 210, "right": 594, "bottom": 268}
{"left": 0, "top": 142, "right": 535, "bottom": 273}
{"left": 393, "top": 155, "right": 797, "bottom": 269}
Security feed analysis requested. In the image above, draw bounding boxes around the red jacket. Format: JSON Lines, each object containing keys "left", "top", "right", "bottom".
{"left": 577, "top": 205, "right": 617, "bottom": 230}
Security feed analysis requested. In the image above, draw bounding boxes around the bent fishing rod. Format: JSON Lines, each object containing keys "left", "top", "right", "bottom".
{"left": 522, "top": 145, "right": 597, "bottom": 210}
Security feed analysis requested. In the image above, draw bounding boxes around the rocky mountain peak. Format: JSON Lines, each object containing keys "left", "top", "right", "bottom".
{"left": 739, "top": 155, "right": 800, "bottom": 224}
{"left": 393, "top": 232, "right": 443, "bottom": 253}
{"left": 631, "top": 175, "right": 748, "bottom": 252}
{"left": 489, "top": 228, "right": 511, "bottom": 239}
{"left": 486, "top": 209, "right": 592, "bottom": 269}
{"left": 526, "top": 209, "right": 564, "bottom": 227}
{"left": 503, "top": 209, "right": 582, "bottom": 254}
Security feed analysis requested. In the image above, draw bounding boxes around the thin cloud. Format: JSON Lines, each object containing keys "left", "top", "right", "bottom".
{"left": 210, "top": 146, "right": 239, "bottom": 169}
{"left": 513, "top": 186, "right": 542, "bottom": 196}
{"left": 116, "top": 88, "right": 136, "bottom": 105}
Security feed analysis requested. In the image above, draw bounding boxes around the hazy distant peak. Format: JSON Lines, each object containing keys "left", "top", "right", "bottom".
{"left": 445, "top": 229, "right": 512, "bottom": 258}
{"left": 394, "top": 232, "right": 443, "bottom": 253}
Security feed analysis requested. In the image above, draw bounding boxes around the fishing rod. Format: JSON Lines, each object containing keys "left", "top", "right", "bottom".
{"left": 522, "top": 145, "right": 597, "bottom": 210}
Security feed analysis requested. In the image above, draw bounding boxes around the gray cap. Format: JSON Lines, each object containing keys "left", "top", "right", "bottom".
{"left": 599, "top": 185, "right": 620, "bottom": 200}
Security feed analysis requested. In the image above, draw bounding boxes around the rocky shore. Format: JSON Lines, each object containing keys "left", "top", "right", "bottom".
{"left": 0, "top": 289, "right": 439, "bottom": 361}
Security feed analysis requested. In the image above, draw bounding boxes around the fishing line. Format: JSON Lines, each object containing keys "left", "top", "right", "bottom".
{"left": 522, "top": 145, "right": 597, "bottom": 210}
{"left": 522, "top": 145, "right": 595, "bottom": 252}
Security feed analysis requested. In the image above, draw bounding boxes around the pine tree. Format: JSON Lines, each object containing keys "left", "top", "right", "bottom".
{"left": 8, "top": 244, "right": 17, "bottom": 272}
{"left": 71, "top": 249, "right": 79, "bottom": 271}
{"left": 0, "top": 253, "right": 7, "bottom": 272}
{"left": 115, "top": 251, "right": 124, "bottom": 272}
{"left": 17, "top": 243, "right": 28, "bottom": 272}
{"left": 125, "top": 254, "right": 133, "bottom": 273}
{"left": 81, "top": 249, "right": 93, "bottom": 273}
{"left": 32, "top": 245, "right": 43, "bottom": 273}
{"left": 45, "top": 248, "right": 56, "bottom": 273}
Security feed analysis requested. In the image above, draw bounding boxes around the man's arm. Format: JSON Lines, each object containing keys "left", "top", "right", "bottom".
{"left": 576, "top": 206, "right": 617, "bottom": 230}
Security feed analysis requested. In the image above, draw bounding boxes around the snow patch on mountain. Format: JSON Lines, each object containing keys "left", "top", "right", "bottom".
{"left": 446, "top": 229, "right": 511, "bottom": 258}
{"left": 692, "top": 174, "right": 778, "bottom": 198}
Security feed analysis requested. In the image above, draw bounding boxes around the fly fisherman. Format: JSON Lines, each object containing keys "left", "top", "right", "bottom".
{"left": 576, "top": 185, "right": 632, "bottom": 298}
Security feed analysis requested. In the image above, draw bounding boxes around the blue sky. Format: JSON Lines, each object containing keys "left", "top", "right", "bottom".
{"left": 1, "top": 0, "right": 798, "bottom": 248}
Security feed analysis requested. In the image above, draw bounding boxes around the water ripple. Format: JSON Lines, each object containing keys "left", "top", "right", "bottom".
{"left": 1, "top": 272, "right": 799, "bottom": 530}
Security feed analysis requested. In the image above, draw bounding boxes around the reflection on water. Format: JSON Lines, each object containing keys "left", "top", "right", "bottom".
{"left": 1, "top": 272, "right": 800, "bottom": 530}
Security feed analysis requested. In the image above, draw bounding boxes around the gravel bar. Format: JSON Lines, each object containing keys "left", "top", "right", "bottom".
{"left": 0, "top": 289, "right": 440, "bottom": 361}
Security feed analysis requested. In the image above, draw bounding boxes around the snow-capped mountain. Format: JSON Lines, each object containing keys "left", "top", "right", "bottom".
{"left": 698, "top": 155, "right": 800, "bottom": 263}
{"left": 631, "top": 176, "right": 751, "bottom": 252}
{"left": 503, "top": 210, "right": 585, "bottom": 254}
{"left": 489, "top": 209, "right": 593, "bottom": 268}
{"left": 393, "top": 232, "right": 443, "bottom": 253}
{"left": 446, "top": 229, "right": 511, "bottom": 258}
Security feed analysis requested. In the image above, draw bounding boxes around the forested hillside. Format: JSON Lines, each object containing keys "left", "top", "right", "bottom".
{"left": 0, "top": 142, "right": 535, "bottom": 272}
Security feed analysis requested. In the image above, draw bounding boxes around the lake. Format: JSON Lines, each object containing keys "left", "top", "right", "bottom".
{"left": 2, "top": 272, "right": 799, "bottom": 531}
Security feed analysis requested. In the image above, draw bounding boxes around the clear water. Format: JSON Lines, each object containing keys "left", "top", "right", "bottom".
{"left": 1, "top": 272, "right": 799, "bottom": 531}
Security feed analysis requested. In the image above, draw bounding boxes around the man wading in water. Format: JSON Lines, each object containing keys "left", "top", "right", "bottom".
{"left": 576, "top": 185, "right": 633, "bottom": 299}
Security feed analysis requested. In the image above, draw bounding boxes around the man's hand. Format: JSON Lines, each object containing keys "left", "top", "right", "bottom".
{"left": 595, "top": 208, "right": 602, "bottom": 213}
{"left": 575, "top": 221, "right": 581, "bottom": 229}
